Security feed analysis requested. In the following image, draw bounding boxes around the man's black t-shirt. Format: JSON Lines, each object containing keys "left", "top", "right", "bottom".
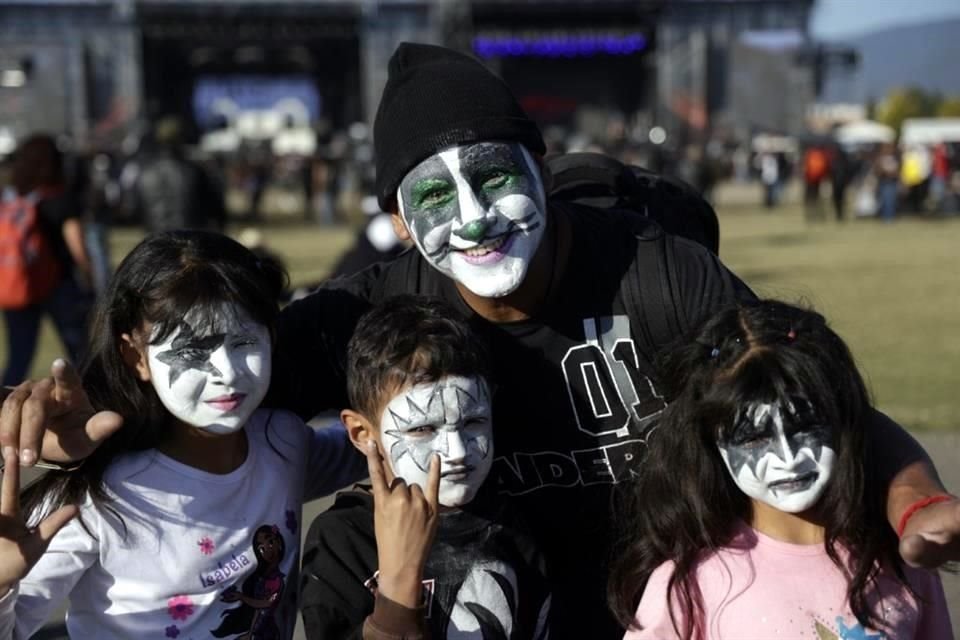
{"left": 274, "top": 202, "right": 753, "bottom": 638}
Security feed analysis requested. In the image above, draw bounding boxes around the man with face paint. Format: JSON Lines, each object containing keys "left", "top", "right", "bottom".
{"left": 8, "top": 41, "right": 960, "bottom": 639}
{"left": 301, "top": 297, "right": 550, "bottom": 640}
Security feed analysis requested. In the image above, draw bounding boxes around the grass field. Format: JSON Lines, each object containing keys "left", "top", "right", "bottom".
{"left": 4, "top": 183, "right": 959, "bottom": 430}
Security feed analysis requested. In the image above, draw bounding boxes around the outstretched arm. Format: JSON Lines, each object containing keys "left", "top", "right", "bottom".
{"left": 869, "top": 408, "right": 960, "bottom": 568}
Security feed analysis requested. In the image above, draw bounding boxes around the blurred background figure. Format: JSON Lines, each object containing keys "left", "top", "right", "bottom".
{"left": 129, "top": 116, "right": 226, "bottom": 233}
{"left": 829, "top": 142, "right": 852, "bottom": 220}
{"left": 760, "top": 151, "right": 782, "bottom": 209}
{"left": 900, "top": 143, "right": 931, "bottom": 213}
{"left": 802, "top": 144, "right": 830, "bottom": 220}
{"left": 0, "top": 134, "right": 93, "bottom": 385}
{"left": 875, "top": 143, "right": 901, "bottom": 223}
{"left": 327, "top": 195, "right": 404, "bottom": 280}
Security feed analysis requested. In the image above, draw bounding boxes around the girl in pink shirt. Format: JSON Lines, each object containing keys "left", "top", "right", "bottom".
{"left": 609, "top": 300, "right": 953, "bottom": 640}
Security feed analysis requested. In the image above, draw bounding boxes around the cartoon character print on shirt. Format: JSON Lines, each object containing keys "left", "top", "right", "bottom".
{"left": 814, "top": 615, "right": 887, "bottom": 639}
{"left": 211, "top": 524, "right": 287, "bottom": 640}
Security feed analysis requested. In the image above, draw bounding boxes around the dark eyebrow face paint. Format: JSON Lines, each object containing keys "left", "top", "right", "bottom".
{"left": 717, "top": 398, "right": 836, "bottom": 513}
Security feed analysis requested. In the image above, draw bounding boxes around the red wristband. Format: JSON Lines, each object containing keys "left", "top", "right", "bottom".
{"left": 896, "top": 494, "right": 955, "bottom": 538}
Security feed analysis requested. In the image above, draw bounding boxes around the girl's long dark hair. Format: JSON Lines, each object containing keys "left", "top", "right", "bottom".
{"left": 22, "top": 230, "right": 287, "bottom": 530}
{"left": 608, "top": 299, "right": 907, "bottom": 639}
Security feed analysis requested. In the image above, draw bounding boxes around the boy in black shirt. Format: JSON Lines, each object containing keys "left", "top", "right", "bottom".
{"left": 300, "top": 296, "right": 549, "bottom": 639}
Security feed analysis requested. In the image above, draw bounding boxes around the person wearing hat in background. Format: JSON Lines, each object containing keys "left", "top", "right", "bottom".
{"left": 3, "top": 42, "right": 960, "bottom": 639}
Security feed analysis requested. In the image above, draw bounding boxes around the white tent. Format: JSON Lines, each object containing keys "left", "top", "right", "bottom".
{"left": 900, "top": 118, "right": 960, "bottom": 146}
{"left": 834, "top": 120, "right": 895, "bottom": 146}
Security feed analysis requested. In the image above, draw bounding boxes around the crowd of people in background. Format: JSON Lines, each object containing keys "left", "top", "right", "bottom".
{"left": 2, "top": 111, "right": 959, "bottom": 385}
{"left": 787, "top": 138, "right": 960, "bottom": 223}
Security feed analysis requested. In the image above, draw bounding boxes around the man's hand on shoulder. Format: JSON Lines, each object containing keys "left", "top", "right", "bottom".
{"left": 899, "top": 495, "right": 960, "bottom": 568}
{"left": 0, "top": 359, "right": 123, "bottom": 468}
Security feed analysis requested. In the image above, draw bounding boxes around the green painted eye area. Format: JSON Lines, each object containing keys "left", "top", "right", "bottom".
{"left": 480, "top": 170, "right": 517, "bottom": 192}
{"left": 412, "top": 178, "right": 455, "bottom": 209}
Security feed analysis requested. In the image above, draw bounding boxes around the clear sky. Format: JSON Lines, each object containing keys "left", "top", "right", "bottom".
{"left": 810, "top": 0, "right": 960, "bottom": 40}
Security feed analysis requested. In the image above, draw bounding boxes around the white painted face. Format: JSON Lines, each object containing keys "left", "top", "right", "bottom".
{"left": 717, "top": 398, "right": 836, "bottom": 513}
{"left": 397, "top": 142, "right": 547, "bottom": 298}
{"left": 146, "top": 304, "right": 271, "bottom": 435}
{"left": 379, "top": 375, "right": 493, "bottom": 507}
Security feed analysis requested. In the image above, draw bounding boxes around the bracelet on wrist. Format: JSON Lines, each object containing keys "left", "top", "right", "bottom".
{"left": 897, "top": 494, "right": 955, "bottom": 538}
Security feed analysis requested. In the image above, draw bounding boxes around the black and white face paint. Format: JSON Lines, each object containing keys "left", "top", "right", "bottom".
{"left": 146, "top": 304, "right": 271, "bottom": 435}
{"left": 397, "top": 142, "right": 546, "bottom": 298}
{"left": 717, "top": 398, "right": 835, "bottom": 513}
{"left": 379, "top": 375, "right": 493, "bottom": 507}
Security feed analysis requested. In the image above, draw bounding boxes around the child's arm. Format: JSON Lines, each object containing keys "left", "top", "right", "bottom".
{"left": 302, "top": 421, "right": 369, "bottom": 502}
{"left": 0, "top": 450, "right": 88, "bottom": 639}
{"left": 363, "top": 442, "right": 439, "bottom": 639}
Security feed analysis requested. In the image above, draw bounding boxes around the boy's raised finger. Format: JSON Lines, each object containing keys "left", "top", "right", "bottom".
{"left": 1, "top": 449, "right": 20, "bottom": 518}
{"left": 365, "top": 441, "right": 389, "bottom": 498}
{"left": 425, "top": 454, "right": 441, "bottom": 508}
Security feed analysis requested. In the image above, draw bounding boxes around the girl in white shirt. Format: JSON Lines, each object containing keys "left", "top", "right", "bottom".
{"left": 0, "top": 230, "right": 365, "bottom": 639}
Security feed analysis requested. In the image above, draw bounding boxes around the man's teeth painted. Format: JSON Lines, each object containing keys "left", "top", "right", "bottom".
{"left": 461, "top": 235, "right": 507, "bottom": 256}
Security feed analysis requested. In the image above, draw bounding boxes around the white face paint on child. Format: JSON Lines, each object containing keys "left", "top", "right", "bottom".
{"left": 146, "top": 304, "right": 271, "bottom": 435}
{"left": 397, "top": 142, "right": 547, "bottom": 299}
{"left": 379, "top": 375, "right": 493, "bottom": 507}
{"left": 718, "top": 398, "right": 836, "bottom": 513}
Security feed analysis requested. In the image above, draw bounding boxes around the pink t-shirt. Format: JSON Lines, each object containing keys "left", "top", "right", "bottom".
{"left": 625, "top": 524, "right": 952, "bottom": 639}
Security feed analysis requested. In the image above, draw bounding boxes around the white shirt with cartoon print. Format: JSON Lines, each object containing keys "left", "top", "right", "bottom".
{"left": 0, "top": 409, "right": 366, "bottom": 640}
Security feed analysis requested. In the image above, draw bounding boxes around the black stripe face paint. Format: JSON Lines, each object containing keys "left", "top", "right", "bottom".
{"left": 717, "top": 398, "right": 836, "bottom": 513}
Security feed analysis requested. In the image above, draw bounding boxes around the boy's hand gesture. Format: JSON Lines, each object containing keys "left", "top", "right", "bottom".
{"left": 366, "top": 441, "right": 440, "bottom": 609}
{"left": 0, "top": 449, "right": 78, "bottom": 597}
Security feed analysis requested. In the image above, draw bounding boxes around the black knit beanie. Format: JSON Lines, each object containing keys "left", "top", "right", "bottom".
{"left": 374, "top": 42, "right": 546, "bottom": 211}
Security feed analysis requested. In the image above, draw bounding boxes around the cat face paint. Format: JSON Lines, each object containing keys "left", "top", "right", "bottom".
{"left": 146, "top": 304, "right": 271, "bottom": 435}
{"left": 397, "top": 142, "right": 546, "bottom": 298}
{"left": 379, "top": 375, "right": 493, "bottom": 507}
{"left": 717, "top": 398, "right": 835, "bottom": 513}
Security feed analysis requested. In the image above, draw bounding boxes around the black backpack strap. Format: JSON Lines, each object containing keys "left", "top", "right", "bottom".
{"left": 619, "top": 222, "right": 684, "bottom": 355}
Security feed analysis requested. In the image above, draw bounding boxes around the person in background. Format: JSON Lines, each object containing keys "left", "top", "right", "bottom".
{"left": 1, "top": 134, "right": 94, "bottom": 386}
{"left": 132, "top": 116, "right": 227, "bottom": 233}
{"left": 875, "top": 144, "right": 900, "bottom": 224}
